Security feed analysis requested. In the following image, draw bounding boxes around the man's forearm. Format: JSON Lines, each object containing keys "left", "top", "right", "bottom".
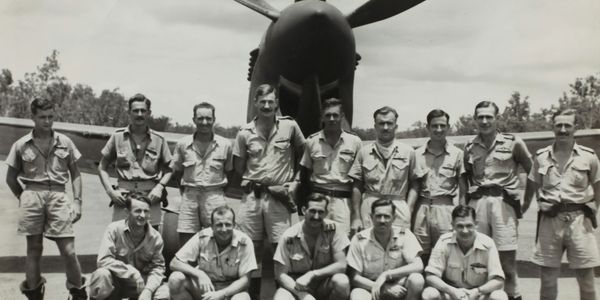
{"left": 71, "top": 172, "right": 82, "bottom": 200}
{"left": 98, "top": 158, "right": 115, "bottom": 193}
{"left": 221, "top": 275, "right": 250, "bottom": 298}
{"left": 170, "top": 258, "right": 204, "bottom": 279}
{"left": 477, "top": 278, "right": 504, "bottom": 295}
{"left": 6, "top": 167, "right": 23, "bottom": 199}
{"left": 386, "top": 259, "right": 423, "bottom": 280}
{"left": 277, "top": 273, "right": 300, "bottom": 296}
{"left": 407, "top": 180, "right": 420, "bottom": 213}
{"left": 351, "top": 273, "right": 375, "bottom": 291}
{"left": 313, "top": 261, "right": 347, "bottom": 279}
{"left": 351, "top": 184, "right": 362, "bottom": 222}
{"left": 426, "top": 274, "right": 457, "bottom": 295}
{"left": 458, "top": 175, "right": 467, "bottom": 205}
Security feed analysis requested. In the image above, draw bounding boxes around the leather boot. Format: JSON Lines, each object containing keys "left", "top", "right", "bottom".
{"left": 20, "top": 277, "right": 46, "bottom": 300}
{"left": 68, "top": 277, "right": 88, "bottom": 300}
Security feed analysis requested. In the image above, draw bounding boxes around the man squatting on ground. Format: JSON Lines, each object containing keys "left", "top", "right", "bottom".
{"left": 89, "top": 192, "right": 169, "bottom": 300}
{"left": 524, "top": 108, "right": 600, "bottom": 300}
{"left": 408, "top": 109, "right": 466, "bottom": 265}
{"left": 5, "top": 98, "right": 87, "bottom": 300}
{"left": 463, "top": 101, "right": 532, "bottom": 300}
{"left": 233, "top": 83, "right": 305, "bottom": 298}
{"left": 273, "top": 193, "right": 351, "bottom": 300}
{"left": 422, "top": 205, "right": 507, "bottom": 300}
{"left": 170, "top": 102, "right": 234, "bottom": 246}
{"left": 299, "top": 98, "right": 362, "bottom": 235}
{"left": 347, "top": 199, "right": 425, "bottom": 300}
{"left": 168, "top": 205, "right": 257, "bottom": 300}
{"left": 98, "top": 93, "right": 173, "bottom": 229}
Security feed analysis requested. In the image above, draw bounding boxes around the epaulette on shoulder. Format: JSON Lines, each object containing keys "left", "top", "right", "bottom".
{"left": 278, "top": 116, "right": 294, "bottom": 120}
{"left": 308, "top": 132, "right": 320, "bottom": 139}
{"left": 343, "top": 129, "right": 358, "bottom": 136}
{"left": 238, "top": 236, "right": 248, "bottom": 246}
{"left": 150, "top": 130, "right": 165, "bottom": 139}
{"left": 502, "top": 133, "right": 515, "bottom": 141}
{"left": 115, "top": 128, "right": 126, "bottom": 132}
{"left": 397, "top": 227, "right": 406, "bottom": 235}
{"left": 578, "top": 145, "right": 595, "bottom": 154}
{"left": 356, "top": 231, "right": 367, "bottom": 240}
{"left": 536, "top": 147, "right": 551, "bottom": 156}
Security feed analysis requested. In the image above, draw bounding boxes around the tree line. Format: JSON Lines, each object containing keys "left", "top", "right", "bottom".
{"left": 1, "top": 51, "right": 598, "bottom": 140}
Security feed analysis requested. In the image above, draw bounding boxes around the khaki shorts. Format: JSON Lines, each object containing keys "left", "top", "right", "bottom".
{"left": 469, "top": 195, "right": 518, "bottom": 251}
{"left": 89, "top": 267, "right": 169, "bottom": 300}
{"left": 532, "top": 211, "right": 600, "bottom": 269}
{"left": 361, "top": 193, "right": 410, "bottom": 229}
{"left": 413, "top": 199, "right": 454, "bottom": 254}
{"left": 177, "top": 188, "right": 226, "bottom": 233}
{"left": 422, "top": 286, "right": 507, "bottom": 300}
{"left": 18, "top": 188, "right": 75, "bottom": 238}
{"left": 324, "top": 196, "right": 351, "bottom": 235}
{"left": 280, "top": 273, "right": 347, "bottom": 299}
{"left": 237, "top": 192, "right": 291, "bottom": 243}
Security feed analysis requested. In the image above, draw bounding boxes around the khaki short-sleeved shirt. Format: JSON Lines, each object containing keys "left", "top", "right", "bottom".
{"left": 273, "top": 220, "right": 350, "bottom": 275}
{"left": 348, "top": 141, "right": 415, "bottom": 199}
{"left": 101, "top": 127, "right": 172, "bottom": 181}
{"left": 170, "top": 134, "right": 233, "bottom": 188}
{"left": 175, "top": 228, "right": 257, "bottom": 282}
{"left": 464, "top": 133, "right": 532, "bottom": 197}
{"left": 347, "top": 227, "right": 422, "bottom": 281}
{"left": 6, "top": 131, "right": 81, "bottom": 185}
{"left": 233, "top": 117, "right": 305, "bottom": 185}
{"left": 413, "top": 142, "right": 465, "bottom": 199}
{"left": 425, "top": 232, "right": 505, "bottom": 289}
{"left": 300, "top": 130, "right": 362, "bottom": 190}
{"left": 528, "top": 144, "right": 600, "bottom": 204}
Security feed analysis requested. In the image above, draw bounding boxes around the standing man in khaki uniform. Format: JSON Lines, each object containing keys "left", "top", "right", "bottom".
{"left": 168, "top": 205, "right": 257, "bottom": 300}
{"left": 5, "top": 98, "right": 87, "bottom": 300}
{"left": 98, "top": 93, "right": 173, "bottom": 229}
{"left": 233, "top": 83, "right": 305, "bottom": 299}
{"left": 347, "top": 199, "right": 424, "bottom": 300}
{"left": 422, "top": 205, "right": 507, "bottom": 300}
{"left": 300, "top": 98, "right": 362, "bottom": 235}
{"left": 273, "top": 193, "right": 351, "bottom": 300}
{"left": 463, "top": 101, "right": 532, "bottom": 300}
{"left": 348, "top": 106, "right": 417, "bottom": 233}
{"left": 89, "top": 192, "right": 169, "bottom": 300}
{"left": 409, "top": 109, "right": 466, "bottom": 265}
{"left": 170, "top": 102, "right": 233, "bottom": 245}
{"left": 524, "top": 109, "right": 600, "bottom": 300}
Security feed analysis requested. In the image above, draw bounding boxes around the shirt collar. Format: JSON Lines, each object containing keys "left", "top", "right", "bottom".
{"left": 123, "top": 125, "right": 151, "bottom": 137}
{"left": 473, "top": 131, "right": 504, "bottom": 148}
{"left": 201, "top": 228, "right": 243, "bottom": 248}
{"left": 448, "top": 232, "right": 486, "bottom": 251}
{"left": 25, "top": 130, "right": 63, "bottom": 147}
{"left": 185, "top": 133, "right": 217, "bottom": 148}
{"left": 548, "top": 142, "right": 582, "bottom": 162}
{"left": 423, "top": 140, "right": 450, "bottom": 155}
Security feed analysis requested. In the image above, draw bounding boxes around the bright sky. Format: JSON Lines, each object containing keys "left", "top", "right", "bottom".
{"left": 1, "top": 0, "right": 598, "bottom": 129}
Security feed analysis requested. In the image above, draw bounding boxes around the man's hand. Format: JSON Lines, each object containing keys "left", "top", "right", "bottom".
{"left": 72, "top": 200, "right": 82, "bottom": 223}
{"left": 295, "top": 290, "right": 316, "bottom": 300}
{"left": 465, "top": 288, "right": 481, "bottom": 300}
{"left": 350, "top": 218, "right": 363, "bottom": 237}
{"left": 521, "top": 201, "right": 531, "bottom": 215}
{"left": 371, "top": 272, "right": 388, "bottom": 300}
{"left": 382, "top": 283, "right": 407, "bottom": 299}
{"left": 295, "top": 271, "right": 315, "bottom": 292}
{"left": 448, "top": 287, "right": 468, "bottom": 300}
{"left": 196, "top": 271, "right": 215, "bottom": 294}
{"left": 147, "top": 184, "right": 163, "bottom": 204}
{"left": 201, "top": 290, "right": 226, "bottom": 300}
{"left": 138, "top": 288, "right": 152, "bottom": 300}
{"left": 131, "top": 269, "right": 145, "bottom": 294}
{"left": 109, "top": 188, "right": 127, "bottom": 206}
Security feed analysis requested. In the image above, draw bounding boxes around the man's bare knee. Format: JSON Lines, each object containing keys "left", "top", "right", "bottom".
{"left": 231, "top": 291, "right": 251, "bottom": 300}
{"left": 488, "top": 290, "right": 508, "bottom": 300}
{"left": 421, "top": 287, "right": 441, "bottom": 300}
{"left": 168, "top": 271, "right": 188, "bottom": 292}
{"left": 329, "top": 273, "right": 350, "bottom": 298}
{"left": 407, "top": 273, "right": 425, "bottom": 290}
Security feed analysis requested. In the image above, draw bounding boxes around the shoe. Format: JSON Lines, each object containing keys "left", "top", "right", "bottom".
{"left": 20, "top": 277, "right": 46, "bottom": 300}
{"left": 68, "top": 277, "right": 88, "bottom": 300}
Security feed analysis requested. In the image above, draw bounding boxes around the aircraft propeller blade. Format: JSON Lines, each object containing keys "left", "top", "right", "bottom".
{"left": 233, "top": 0, "right": 280, "bottom": 21}
{"left": 346, "top": 0, "right": 425, "bottom": 28}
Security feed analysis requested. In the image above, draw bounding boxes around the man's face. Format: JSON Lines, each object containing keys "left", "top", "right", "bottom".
{"left": 321, "top": 105, "right": 343, "bottom": 131}
{"left": 212, "top": 211, "right": 235, "bottom": 244}
{"left": 427, "top": 116, "right": 449, "bottom": 142}
{"left": 193, "top": 107, "right": 215, "bottom": 134}
{"left": 255, "top": 92, "right": 278, "bottom": 118}
{"left": 371, "top": 204, "right": 395, "bottom": 234}
{"left": 553, "top": 114, "right": 576, "bottom": 142}
{"left": 127, "top": 199, "right": 150, "bottom": 228}
{"left": 129, "top": 101, "right": 150, "bottom": 127}
{"left": 32, "top": 108, "right": 55, "bottom": 133}
{"left": 374, "top": 112, "right": 397, "bottom": 144}
{"left": 452, "top": 215, "right": 477, "bottom": 245}
{"left": 302, "top": 200, "right": 328, "bottom": 229}
{"left": 474, "top": 106, "right": 497, "bottom": 136}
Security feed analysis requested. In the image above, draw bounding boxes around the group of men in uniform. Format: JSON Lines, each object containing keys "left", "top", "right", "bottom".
{"left": 5, "top": 84, "right": 600, "bottom": 300}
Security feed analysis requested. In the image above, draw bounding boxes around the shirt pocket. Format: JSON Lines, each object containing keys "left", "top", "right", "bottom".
{"left": 491, "top": 150, "right": 513, "bottom": 176}
{"left": 198, "top": 252, "right": 216, "bottom": 274}
{"left": 52, "top": 147, "right": 70, "bottom": 172}
{"left": 182, "top": 159, "right": 197, "bottom": 182}
{"left": 273, "top": 139, "right": 291, "bottom": 156}
{"left": 444, "top": 261, "right": 463, "bottom": 286}
{"left": 116, "top": 151, "right": 132, "bottom": 169}
{"left": 538, "top": 164, "right": 560, "bottom": 188}
{"left": 288, "top": 244, "right": 311, "bottom": 273}
{"left": 222, "top": 251, "right": 240, "bottom": 279}
{"left": 210, "top": 156, "right": 226, "bottom": 172}
{"left": 438, "top": 165, "right": 457, "bottom": 190}
{"left": 363, "top": 253, "right": 382, "bottom": 279}
{"left": 313, "top": 244, "right": 332, "bottom": 268}
{"left": 21, "top": 148, "right": 38, "bottom": 175}
{"left": 141, "top": 148, "right": 159, "bottom": 174}
{"left": 362, "top": 160, "right": 379, "bottom": 184}
{"left": 312, "top": 153, "right": 329, "bottom": 175}
{"left": 569, "top": 162, "right": 590, "bottom": 188}
{"left": 390, "top": 157, "right": 409, "bottom": 181}
{"left": 337, "top": 150, "right": 355, "bottom": 173}
{"left": 466, "top": 262, "right": 488, "bottom": 287}
{"left": 247, "top": 141, "right": 263, "bottom": 158}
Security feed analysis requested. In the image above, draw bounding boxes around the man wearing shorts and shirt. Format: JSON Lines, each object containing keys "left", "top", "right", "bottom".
{"left": 463, "top": 101, "right": 532, "bottom": 300}
{"left": 170, "top": 102, "right": 233, "bottom": 245}
{"left": 233, "top": 83, "right": 305, "bottom": 299}
{"left": 98, "top": 93, "right": 173, "bottom": 228}
{"left": 273, "top": 194, "right": 351, "bottom": 300}
{"left": 409, "top": 109, "right": 466, "bottom": 265}
{"left": 348, "top": 106, "right": 417, "bottom": 233}
{"left": 422, "top": 205, "right": 507, "bottom": 300}
{"left": 5, "top": 98, "right": 87, "bottom": 300}
{"left": 524, "top": 109, "right": 600, "bottom": 300}
{"left": 347, "top": 199, "right": 424, "bottom": 300}
{"left": 300, "top": 98, "right": 361, "bottom": 235}
{"left": 168, "top": 205, "right": 257, "bottom": 300}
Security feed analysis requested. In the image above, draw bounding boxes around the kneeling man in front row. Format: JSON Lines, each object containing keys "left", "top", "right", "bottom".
{"left": 273, "top": 193, "right": 351, "bottom": 300}
{"left": 169, "top": 205, "right": 257, "bottom": 300}
{"left": 347, "top": 199, "right": 424, "bottom": 300}
{"left": 422, "top": 205, "right": 507, "bottom": 300}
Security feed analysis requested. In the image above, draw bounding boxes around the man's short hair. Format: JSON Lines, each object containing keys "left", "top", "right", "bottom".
{"left": 426, "top": 109, "right": 450, "bottom": 125}
{"left": 30, "top": 98, "right": 55, "bottom": 115}
{"left": 552, "top": 108, "right": 577, "bottom": 123}
{"left": 307, "top": 193, "right": 329, "bottom": 208}
{"left": 373, "top": 106, "right": 398, "bottom": 121}
{"left": 125, "top": 192, "right": 152, "bottom": 210}
{"left": 211, "top": 205, "right": 236, "bottom": 225}
{"left": 193, "top": 102, "right": 216, "bottom": 119}
{"left": 451, "top": 205, "right": 476, "bottom": 221}
{"left": 371, "top": 199, "right": 396, "bottom": 215}
{"left": 322, "top": 98, "right": 343, "bottom": 112}
{"left": 254, "top": 84, "right": 277, "bottom": 101}
{"left": 128, "top": 93, "right": 151, "bottom": 111}
{"left": 474, "top": 101, "right": 499, "bottom": 116}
